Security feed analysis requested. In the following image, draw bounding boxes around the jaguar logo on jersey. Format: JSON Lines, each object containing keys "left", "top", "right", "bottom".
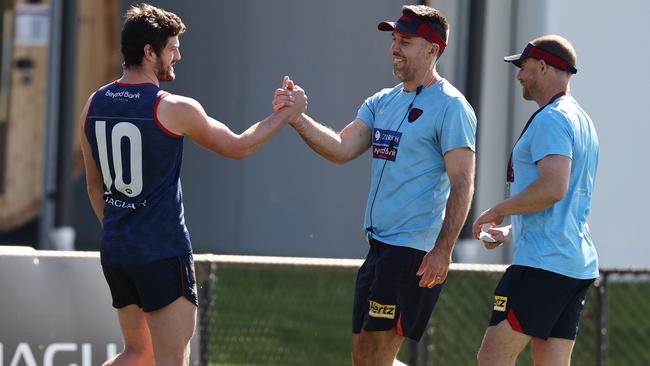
{"left": 368, "top": 300, "right": 396, "bottom": 319}
{"left": 372, "top": 128, "right": 402, "bottom": 161}
{"left": 408, "top": 108, "right": 423, "bottom": 122}
{"left": 494, "top": 296, "right": 508, "bottom": 312}
{"left": 104, "top": 196, "right": 147, "bottom": 210}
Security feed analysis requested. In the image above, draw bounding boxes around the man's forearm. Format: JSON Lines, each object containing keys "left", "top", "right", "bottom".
{"left": 87, "top": 186, "right": 105, "bottom": 224}
{"left": 495, "top": 179, "right": 561, "bottom": 217}
{"left": 235, "top": 109, "right": 294, "bottom": 159}
{"left": 291, "top": 114, "right": 349, "bottom": 164}
{"left": 434, "top": 179, "right": 474, "bottom": 253}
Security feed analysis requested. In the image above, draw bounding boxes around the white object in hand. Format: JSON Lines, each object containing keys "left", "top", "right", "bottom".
{"left": 479, "top": 231, "right": 497, "bottom": 243}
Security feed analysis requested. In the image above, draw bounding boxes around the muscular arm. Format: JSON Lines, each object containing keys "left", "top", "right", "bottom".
{"left": 417, "top": 147, "right": 475, "bottom": 287}
{"left": 435, "top": 147, "right": 476, "bottom": 253}
{"left": 472, "top": 154, "right": 570, "bottom": 239}
{"left": 494, "top": 155, "right": 570, "bottom": 216}
{"left": 79, "top": 94, "right": 105, "bottom": 223}
{"left": 290, "top": 115, "right": 371, "bottom": 164}
{"left": 158, "top": 95, "right": 302, "bottom": 160}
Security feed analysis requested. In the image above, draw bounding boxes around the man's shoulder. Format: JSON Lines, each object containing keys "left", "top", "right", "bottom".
{"left": 434, "top": 85, "right": 475, "bottom": 119}
{"left": 537, "top": 102, "right": 574, "bottom": 128}
{"left": 436, "top": 79, "right": 466, "bottom": 98}
{"left": 158, "top": 94, "right": 202, "bottom": 113}
{"left": 94, "top": 80, "right": 116, "bottom": 93}
{"left": 427, "top": 79, "right": 472, "bottom": 108}
{"left": 366, "top": 84, "right": 403, "bottom": 101}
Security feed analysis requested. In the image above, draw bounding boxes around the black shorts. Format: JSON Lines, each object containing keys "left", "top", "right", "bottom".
{"left": 489, "top": 265, "right": 594, "bottom": 340}
{"left": 102, "top": 254, "right": 198, "bottom": 312}
{"left": 352, "top": 238, "right": 444, "bottom": 341}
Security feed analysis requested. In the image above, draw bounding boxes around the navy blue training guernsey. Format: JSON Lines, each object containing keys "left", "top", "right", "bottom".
{"left": 85, "top": 81, "right": 191, "bottom": 267}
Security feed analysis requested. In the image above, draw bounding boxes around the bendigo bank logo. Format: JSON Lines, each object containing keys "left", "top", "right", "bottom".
{"left": 494, "top": 296, "right": 507, "bottom": 312}
{"left": 368, "top": 300, "right": 396, "bottom": 319}
{"left": 372, "top": 128, "right": 402, "bottom": 162}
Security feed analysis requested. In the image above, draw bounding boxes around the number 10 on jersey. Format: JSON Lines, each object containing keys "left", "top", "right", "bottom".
{"left": 94, "top": 121, "right": 143, "bottom": 197}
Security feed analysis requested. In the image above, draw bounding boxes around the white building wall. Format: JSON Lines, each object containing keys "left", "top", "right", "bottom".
{"left": 545, "top": 0, "right": 650, "bottom": 268}
{"left": 470, "top": 0, "right": 650, "bottom": 267}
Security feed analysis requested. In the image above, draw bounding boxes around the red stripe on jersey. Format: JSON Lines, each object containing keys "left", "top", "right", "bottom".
{"left": 154, "top": 92, "right": 182, "bottom": 138}
{"left": 114, "top": 80, "right": 157, "bottom": 87}
{"left": 82, "top": 92, "right": 96, "bottom": 131}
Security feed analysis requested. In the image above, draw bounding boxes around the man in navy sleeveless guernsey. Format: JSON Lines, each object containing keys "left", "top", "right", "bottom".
{"left": 273, "top": 5, "right": 476, "bottom": 365}
{"left": 472, "top": 35, "right": 598, "bottom": 365}
{"left": 79, "top": 4, "right": 305, "bottom": 365}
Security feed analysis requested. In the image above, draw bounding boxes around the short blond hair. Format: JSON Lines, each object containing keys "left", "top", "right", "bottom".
{"left": 532, "top": 35, "right": 577, "bottom": 73}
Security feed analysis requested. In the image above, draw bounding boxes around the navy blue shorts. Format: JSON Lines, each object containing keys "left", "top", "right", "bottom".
{"left": 489, "top": 265, "right": 594, "bottom": 340}
{"left": 352, "top": 238, "right": 444, "bottom": 341}
{"left": 102, "top": 254, "right": 198, "bottom": 312}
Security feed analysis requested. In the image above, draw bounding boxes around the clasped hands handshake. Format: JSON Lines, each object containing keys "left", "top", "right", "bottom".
{"left": 272, "top": 75, "right": 308, "bottom": 124}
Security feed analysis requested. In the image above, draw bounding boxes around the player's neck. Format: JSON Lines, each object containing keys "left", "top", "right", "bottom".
{"left": 120, "top": 67, "right": 160, "bottom": 86}
{"left": 403, "top": 69, "right": 439, "bottom": 93}
{"left": 535, "top": 83, "right": 569, "bottom": 107}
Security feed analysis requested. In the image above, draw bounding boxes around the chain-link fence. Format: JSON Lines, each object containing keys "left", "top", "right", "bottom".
{"left": 194, "top": 255, "right": 650, "bottom": 365}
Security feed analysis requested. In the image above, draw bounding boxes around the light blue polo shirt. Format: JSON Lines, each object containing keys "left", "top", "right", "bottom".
{"left": 357, "top": 79, "right": 476, "bottom": 252}
{"left": 510, "top": 95, "right": 599, "bottom": 279}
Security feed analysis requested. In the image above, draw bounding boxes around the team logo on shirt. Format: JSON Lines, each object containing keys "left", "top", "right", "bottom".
{"left": 494, "top": 296, "right": 508, "bottom": 312}
{"left": 372, "top": 128, "right": 402, "bottom": 161}
{"left": 408, "top": 108, "right": 423, "bottom": 122}
{"left": 368, "top": 300, "right": 396, "bottom": 319}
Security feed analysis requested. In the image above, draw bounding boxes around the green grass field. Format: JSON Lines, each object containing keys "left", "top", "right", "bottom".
{"left": 205, "top": 265, "right": 356, "bottom": 365}
{"left": 200, "top": 264, "right": 650, "bottom": 365}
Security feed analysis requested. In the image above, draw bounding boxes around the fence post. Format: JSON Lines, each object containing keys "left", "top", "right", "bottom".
{"left": 596, "top": 272, "right": 608, "bottom": 366}
{"left": 407, "top": 338, "right": 419, "bottom": 366}
{"left": 196, "top": 261, "right": 218, "bottom": 366}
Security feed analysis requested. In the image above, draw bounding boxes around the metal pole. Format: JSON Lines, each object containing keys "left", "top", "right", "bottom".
{"left": 596, "top": 273, "right": 608, "bottom": 366}
{"left": 54, "top": 0, "right": 77, "bottom": 230}
{"left": 407, "top": 338, "right": 419, "bottom": 366}
{"left": 502, "top": 0, "right": 519, "bottom": 265}
{"left": 196, "top": 261, "right": 217, "bottom": 366}
{"left": 38, "top": 0, "right": 63, "bottom": 249}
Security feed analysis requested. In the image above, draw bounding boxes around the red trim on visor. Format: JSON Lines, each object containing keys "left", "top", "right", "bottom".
{"left": 397, "top": 15, "right": 447, "bottom": 54}
{"left": 519, "top": 43, "right": 577, "bottom": 74}
{"left": 527, "top": 47, "right": 569, "bottom": 71}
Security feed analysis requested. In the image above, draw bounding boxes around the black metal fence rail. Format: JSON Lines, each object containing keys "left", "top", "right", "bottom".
{"left": 193, "top": 255, "right": 650, "bottom": 366}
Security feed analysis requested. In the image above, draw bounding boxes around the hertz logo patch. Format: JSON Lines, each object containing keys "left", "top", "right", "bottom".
{"left": 368, "top": 300, "right": 396, "bottom": 319}
{"left": 494, "top": 296, "right": 507, "bottom": 312}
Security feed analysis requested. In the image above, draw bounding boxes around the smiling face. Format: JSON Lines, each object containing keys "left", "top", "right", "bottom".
{"left": 390, "top": 32, "right": 433, "bottom": 84}
{"left": 154, "top": 36, "right": 181, "bottom": 82}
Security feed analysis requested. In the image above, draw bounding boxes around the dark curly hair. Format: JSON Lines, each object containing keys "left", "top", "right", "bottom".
{"left": 121, "top": 3, "right": 186, "bottom": 69}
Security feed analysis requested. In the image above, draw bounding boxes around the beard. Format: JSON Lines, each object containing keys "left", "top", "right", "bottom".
{"left": 392, "top": 49, "right": 428, "bottom": 84}
{"left": 520, "top": 79, "right": 539, "bottom": 101}
{"left": 392, "top": 59, "right": 415, "bottom": 82}
{"left": 521, "top": 84, "right": 536, "bottom": 101}
{"left": 155, "top": 58, "right": 175, "bottom": 82}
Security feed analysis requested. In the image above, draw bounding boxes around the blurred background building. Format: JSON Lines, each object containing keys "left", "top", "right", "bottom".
{"left": 1, "top": 0, "right": 648, "bottom": 268}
